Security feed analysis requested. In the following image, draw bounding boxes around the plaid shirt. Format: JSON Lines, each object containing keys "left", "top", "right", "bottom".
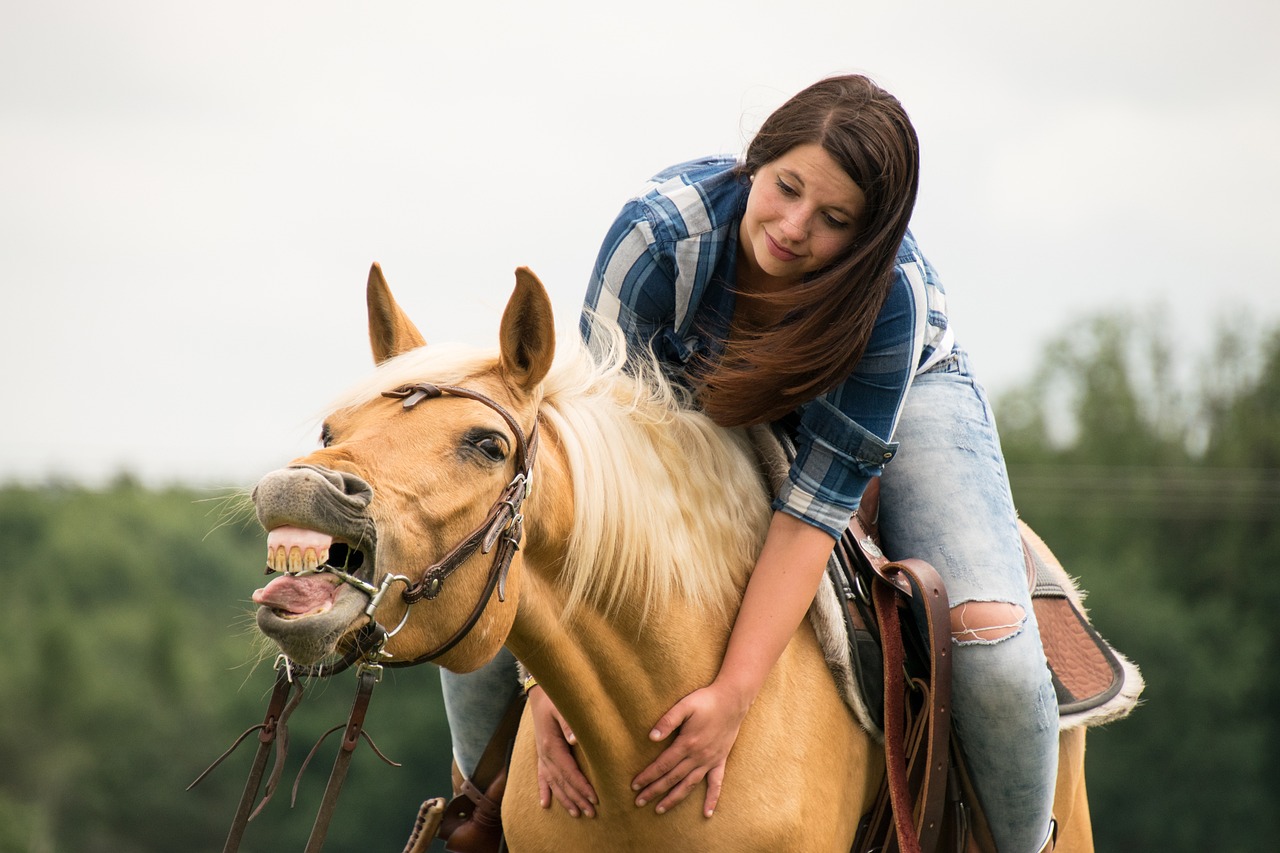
{"left": 581, "top": 157, "right": 955, "bottom": 538}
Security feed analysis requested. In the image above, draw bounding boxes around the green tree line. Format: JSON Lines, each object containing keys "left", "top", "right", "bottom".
{"left": 997, "top": 313, "right": 1280, "bottom": 850}
{"left": 0, "top": 482, "right": 453, "bottom": 852}
{"left": 1, "top": 311, "right": 1276, "bottom": 851}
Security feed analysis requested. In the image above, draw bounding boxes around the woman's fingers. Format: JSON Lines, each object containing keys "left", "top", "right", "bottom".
{"left": 537, "top": 734, "right": 597, "bottom": 817}
{"left": 631, "top": 685, "right": 746, "bottom": 817}
{"left": 529, "top": 686, "right": 597, "bottom": 817}
{"left": 702, "top": 763, "right": 725, "bottom": 817}
{"left": 538, "top": 775, "right": 552, "bottom": 809}
{"left": 640, "top": 757, "right": 708, "bottom": 814}
{"left": 633, "top": 751, "right": 692, "bottom": 806}
{"left": 557, "top": 715, "right": 578, "bottom": 746}
{"left": 646, "top": 698, "right": 694, "bottom": 743}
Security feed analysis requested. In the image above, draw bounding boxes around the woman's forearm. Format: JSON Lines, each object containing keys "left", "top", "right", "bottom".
{"left": 713, "top": 510, "right": 837, "bottom": 707}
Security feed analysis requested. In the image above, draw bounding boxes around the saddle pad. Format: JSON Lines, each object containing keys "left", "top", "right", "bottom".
{"left": 1020, "top": 522, "right": 1145, "bottom": 730}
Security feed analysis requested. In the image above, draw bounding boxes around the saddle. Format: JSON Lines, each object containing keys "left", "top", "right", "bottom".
{"left": 834, "top": 479, "right": 1143, "bottom": 738}
{"left": 834, "top": 479, "right": 1142, "bottom": 853}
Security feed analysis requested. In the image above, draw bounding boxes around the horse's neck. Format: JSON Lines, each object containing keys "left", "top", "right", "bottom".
{"left": 509, "top": 411, "right": 746, "bottom": 785}
{"left": 507, "top": 567, "right": 731, "bottom": 785}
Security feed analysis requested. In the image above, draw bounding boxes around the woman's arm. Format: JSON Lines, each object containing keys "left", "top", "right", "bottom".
{"left": 630, "top": 510, "right": 836, "bottom": 817}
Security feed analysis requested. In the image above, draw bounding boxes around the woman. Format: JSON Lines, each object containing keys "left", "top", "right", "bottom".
{"left": 443, "top": 75, "right": 1059, "bottom": 853}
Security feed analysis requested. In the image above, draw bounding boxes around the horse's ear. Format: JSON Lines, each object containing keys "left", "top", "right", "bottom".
{"left": 367, "top": 263, "right": 426, "bottom": 365}
{"left": 499, "top": 267, "right": 556, "bottom": 392}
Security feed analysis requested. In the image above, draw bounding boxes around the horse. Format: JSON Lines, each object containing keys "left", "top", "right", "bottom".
{"left": 248, "top": 264, "right": 1095, "bottom": 852}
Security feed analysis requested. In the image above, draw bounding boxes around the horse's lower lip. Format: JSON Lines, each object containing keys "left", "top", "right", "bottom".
{"left": 255, "top": 585, "right": 371, "bottom": 665}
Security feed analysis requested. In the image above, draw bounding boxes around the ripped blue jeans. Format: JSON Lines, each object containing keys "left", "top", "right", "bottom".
{"left": 878, "top": 348, "right": 1058, "bottom": 853}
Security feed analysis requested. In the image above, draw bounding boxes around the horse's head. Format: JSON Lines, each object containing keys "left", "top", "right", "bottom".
{"left": 249, "top": 263, "right": 555, "bottom": 672}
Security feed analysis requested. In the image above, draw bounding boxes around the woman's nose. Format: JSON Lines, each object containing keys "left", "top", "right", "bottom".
{"left": 779, "top": 214, "right": 807, "bottom": 242}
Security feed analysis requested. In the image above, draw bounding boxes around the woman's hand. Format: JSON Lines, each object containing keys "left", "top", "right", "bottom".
{"left": 528, "top": 686, "right": 597, "bottom": 818}
{"left": 630, "top": 680, "right": 751, "bottom": 818}
{"left": 631, "top": 512, "right": 835, "bottom": 819}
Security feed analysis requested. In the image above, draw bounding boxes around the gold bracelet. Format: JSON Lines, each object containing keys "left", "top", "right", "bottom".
{"left": 522, "top": 674, "right": 539, "bottom": 694}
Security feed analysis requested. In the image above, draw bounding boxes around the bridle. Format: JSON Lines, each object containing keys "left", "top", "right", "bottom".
{"left": 191, "top": 381, "right": 539, "bottom": 853}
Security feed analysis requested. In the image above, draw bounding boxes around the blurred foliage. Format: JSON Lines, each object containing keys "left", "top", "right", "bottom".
{"left": 1, "top": 310, "right": 1276, "bottom": 850}
{"left": 0, "top": 480, "right": 452, "bottom": 852}
{"left": 998, "top": 312, "right": 1280, "bottom": 850}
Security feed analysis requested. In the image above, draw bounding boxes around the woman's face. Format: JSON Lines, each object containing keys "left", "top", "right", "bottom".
{"left": 738, "top": 142, "right": 866, "bottom": 290}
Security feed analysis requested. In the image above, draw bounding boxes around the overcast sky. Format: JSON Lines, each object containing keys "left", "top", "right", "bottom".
{"left": 3, "top": 0, "right": 1277, "bottom": 487}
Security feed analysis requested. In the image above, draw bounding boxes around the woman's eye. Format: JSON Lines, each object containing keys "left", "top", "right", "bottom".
{"left": 824, "top": 213, "right": 851, "bottom": 229}
{"left": 775, "top": 178, "right": 797, "bottom": 197}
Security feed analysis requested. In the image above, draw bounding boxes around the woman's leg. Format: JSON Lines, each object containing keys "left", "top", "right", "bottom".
{"left": 878, "top": 350, "right": 1058, "bottom": 853}
{"left": 439, "top": 647, "right": 521, "bottom": 778}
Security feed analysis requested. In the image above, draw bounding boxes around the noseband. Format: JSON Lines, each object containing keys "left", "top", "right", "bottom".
{"left": 194, "top": 380, "right": 539, "bottom": 853}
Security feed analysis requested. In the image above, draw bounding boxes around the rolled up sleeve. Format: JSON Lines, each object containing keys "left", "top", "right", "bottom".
{"left": 772, "top": 269, "right": 920, "bottom": 538}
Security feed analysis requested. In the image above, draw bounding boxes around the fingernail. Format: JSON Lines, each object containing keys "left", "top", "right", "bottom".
{"left": 635, "top": 798, "right": 646, "bottom": 807}
{"left": 649, "top": 729, "right": 662, "bottom": 740}
{"left": 705, "top": 809, "right": 714, "bottom": 818}
{"left": 631, "top": 783, "right": 640, "bottom": 792}
{"left": 569, "top": 809, "right": 579, "bottom": 818}
{"left": 655, "top": 805, "right": 666, "bottom": 815}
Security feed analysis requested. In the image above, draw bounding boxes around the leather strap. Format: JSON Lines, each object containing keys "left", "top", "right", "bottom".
{"left": 402, "top": 798, "right": 447, "bottom": 853}
{"left": 850, "top": 518, "right": 952, "bottom": 853}
{"left": 872, "top": 570, "right": 917, "bottom": 853}
{"left": 208, "top": 667, "right": 296, "bottom": 853}
{"left": 303, "top": 666, "right": 380, "bottom": 852}
{"left": 436, "top": 690, "right": 528, "bottom": 853}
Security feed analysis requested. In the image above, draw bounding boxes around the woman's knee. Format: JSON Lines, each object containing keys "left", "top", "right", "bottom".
{"left": 949, "top": 602, "right": 1056, "bottom": 720}
{"left": 950, "top": 600, "right": 1026, "bottom": 644}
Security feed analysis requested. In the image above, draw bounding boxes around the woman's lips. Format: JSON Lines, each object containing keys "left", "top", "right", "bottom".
{"left": 765, "top": 232, "right": 799, "bottom": 262}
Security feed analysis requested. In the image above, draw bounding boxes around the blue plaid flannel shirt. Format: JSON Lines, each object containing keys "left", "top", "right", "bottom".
{"left": 581, "top": 157, "right": 954, "bottom": 538}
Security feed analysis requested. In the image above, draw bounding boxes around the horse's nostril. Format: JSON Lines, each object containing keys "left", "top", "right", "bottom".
{"left": 337, "top": 472, "right": 373, "bottom": 502}
{"left": 291, "top": 465, "right": 373, "bottom": 504}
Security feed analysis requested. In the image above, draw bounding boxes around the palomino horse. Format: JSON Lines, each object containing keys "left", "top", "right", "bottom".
{"left": 249, "top": 265, "right": 1093, "bottom": 852}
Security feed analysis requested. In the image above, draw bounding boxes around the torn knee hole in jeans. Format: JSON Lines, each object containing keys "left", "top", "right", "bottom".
{"left": 950, "top": 600, "right": 1026, "bottom": 645}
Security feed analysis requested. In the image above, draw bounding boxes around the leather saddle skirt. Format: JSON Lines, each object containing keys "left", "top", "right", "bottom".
{"left": 823, "top": 479, "right": 1144, "bottom": 736}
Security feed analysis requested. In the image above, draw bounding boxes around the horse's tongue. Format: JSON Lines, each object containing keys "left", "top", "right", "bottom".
{"left": 253, "top": 574, "right": 341, "bottom": 615}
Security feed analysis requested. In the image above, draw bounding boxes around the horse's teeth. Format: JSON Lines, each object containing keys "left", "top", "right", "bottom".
{"left": 263, "top": 528, "right": 336, "bottom": 577}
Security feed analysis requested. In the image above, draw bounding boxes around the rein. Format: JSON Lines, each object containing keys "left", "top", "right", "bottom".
{"left": 192, "top": 381, "right": 539, "bottom": 853}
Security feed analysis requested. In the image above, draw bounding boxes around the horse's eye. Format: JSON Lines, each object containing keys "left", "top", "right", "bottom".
{"left": 473, "top": 435, "right": 507, "bottom": 462}
{"left": 320, "top": 423, "right": 334, "bottom": 448}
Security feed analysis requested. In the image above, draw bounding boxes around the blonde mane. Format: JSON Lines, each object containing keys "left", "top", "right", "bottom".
{"left": 328, "top": 329, "right": 772, "bottom": 621}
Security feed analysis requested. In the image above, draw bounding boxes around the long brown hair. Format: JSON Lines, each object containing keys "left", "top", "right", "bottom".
{"left": 698, "top": 75, "right": 920, "bottom": 426}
